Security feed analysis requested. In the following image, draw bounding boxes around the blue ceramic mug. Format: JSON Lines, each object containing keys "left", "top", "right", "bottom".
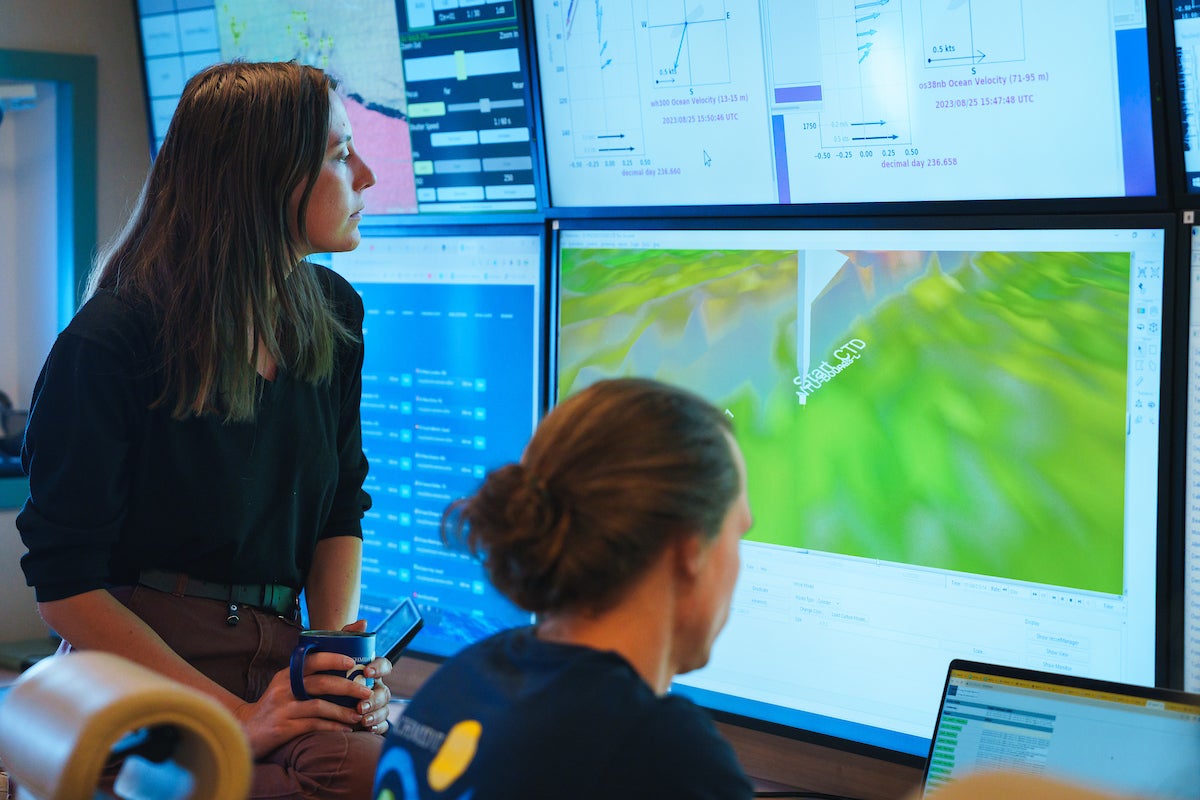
{"left": 289, "top": 629, "right": 375, "bottom": 708}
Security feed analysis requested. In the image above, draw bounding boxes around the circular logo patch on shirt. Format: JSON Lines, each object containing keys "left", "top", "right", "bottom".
{"left": 428, "top": 719, "right": 483, "bottom": 791}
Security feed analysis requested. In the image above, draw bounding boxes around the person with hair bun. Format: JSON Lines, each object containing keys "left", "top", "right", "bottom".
{"left": 375, "top": 377, "right": 755, "bottom": 799}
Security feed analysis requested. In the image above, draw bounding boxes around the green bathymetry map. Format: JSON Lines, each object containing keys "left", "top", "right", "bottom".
{"left": 558, "top": 247, "right": 1129, "bottom": 595}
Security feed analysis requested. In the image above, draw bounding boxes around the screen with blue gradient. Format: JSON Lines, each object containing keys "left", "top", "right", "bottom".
{"left": 319, "top": 231, "right": 542, "bottom": 657}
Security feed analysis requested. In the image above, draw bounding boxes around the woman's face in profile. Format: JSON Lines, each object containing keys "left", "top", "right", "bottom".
{"left": 289, "top": 91, "right": 376, "bottom": 258}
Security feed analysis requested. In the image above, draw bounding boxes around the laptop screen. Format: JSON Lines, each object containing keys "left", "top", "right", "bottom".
{"left": 923, "top": 660, "right": 1200, "bottom": 799}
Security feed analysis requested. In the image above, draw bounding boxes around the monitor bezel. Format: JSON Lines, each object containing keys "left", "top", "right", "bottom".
{"left": 1165, "top": 209, "right": 1197, "bottom": 692}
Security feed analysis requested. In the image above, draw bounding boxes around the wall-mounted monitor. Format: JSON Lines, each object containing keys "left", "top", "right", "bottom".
{"left": 1169, "top": 1, "right": 1200, "bottom": 197}
{"left": 1182, "top": 216, "right": 1200, "bottom": 693}
{"left": 133, "top": 0, "right": 543, "bottom": 218}
{"left": 533, "top": 1, "right": 1160, "bottom": 210}
{"left": 316, "top": 226, "right": 544, "bottom": 657}
{"left": 554, "top": 217, "right": 1174, "bottom": 759}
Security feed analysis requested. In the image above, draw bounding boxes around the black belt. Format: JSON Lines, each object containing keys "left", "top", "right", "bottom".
{"left": 138, "top": 569, "right": 299, "bottom": 617}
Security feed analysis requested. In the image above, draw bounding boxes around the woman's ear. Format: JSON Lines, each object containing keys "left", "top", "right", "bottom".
{"left": 674, "top": 532, "right": 708, "bottom": 581}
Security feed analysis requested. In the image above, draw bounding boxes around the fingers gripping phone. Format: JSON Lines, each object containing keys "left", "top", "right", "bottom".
{"left": 373, "top": 597, "right": 424, "bottom": 663}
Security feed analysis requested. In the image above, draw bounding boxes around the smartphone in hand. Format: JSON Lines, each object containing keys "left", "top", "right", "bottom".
{"left": 373, "top": 597, "right": 424, "bottom": 663}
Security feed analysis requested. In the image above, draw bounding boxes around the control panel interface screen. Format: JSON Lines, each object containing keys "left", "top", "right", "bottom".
{"left": 137, "top": 0, "right": 540, "bottom": 216}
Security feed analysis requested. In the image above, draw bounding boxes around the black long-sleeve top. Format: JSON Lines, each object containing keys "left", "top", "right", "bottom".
{"left": 17, "top": 264, "right": 371, "bottom": 601}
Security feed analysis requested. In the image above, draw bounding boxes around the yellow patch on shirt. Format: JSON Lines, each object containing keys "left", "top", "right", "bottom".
{"left": 428, "top": 719, "right": 482, "bottom": 791}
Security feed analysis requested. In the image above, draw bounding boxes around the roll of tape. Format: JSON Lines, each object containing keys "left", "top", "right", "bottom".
{"left": 0, "top": 651, "right": 250, "bottom": 799}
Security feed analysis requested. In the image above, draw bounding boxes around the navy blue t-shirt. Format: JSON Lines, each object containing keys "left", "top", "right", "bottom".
{"left": 375, "top": 627, "right": 753, "bottom": 799}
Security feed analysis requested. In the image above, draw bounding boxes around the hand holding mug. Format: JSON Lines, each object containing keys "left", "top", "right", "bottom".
{"left": 289, "top": 629, "right": 375, "bottom": 708}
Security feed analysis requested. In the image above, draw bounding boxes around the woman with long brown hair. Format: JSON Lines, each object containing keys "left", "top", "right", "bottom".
{"left": 17, "top": 60, "right": 385, "bottom": 798}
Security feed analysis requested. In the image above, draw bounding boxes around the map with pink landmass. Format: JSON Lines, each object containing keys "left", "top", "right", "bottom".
{"left": 344, "top": 97, "right": 417, "bottom": 215}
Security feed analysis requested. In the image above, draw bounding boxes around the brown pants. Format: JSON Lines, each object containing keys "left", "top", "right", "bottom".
{"left": 94, "top": 585, "right": 383, "bottom": 799}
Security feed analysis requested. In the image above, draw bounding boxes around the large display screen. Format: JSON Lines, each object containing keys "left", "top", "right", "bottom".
{"left": 534, "top": 0, "right": 1158, "bottom": 208}
{"left": 555, "top": 220, "right": 1170, "bottom": 757}
{"left": 1172, "top": 2, "right": 1200, "bottom": 196}
{"left": 134, "top": 0, "right": 541, "bottom": 216}
{"left": 1184, "top": 220, "right": 1200, "bottom": 693}
{"left": 318, "top": 228, "right": 543, "bottom": 657}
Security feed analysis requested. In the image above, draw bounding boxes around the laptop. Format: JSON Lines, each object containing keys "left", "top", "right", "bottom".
{"left": 922, "top": 659, "right": 1200, "bottom": 799}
